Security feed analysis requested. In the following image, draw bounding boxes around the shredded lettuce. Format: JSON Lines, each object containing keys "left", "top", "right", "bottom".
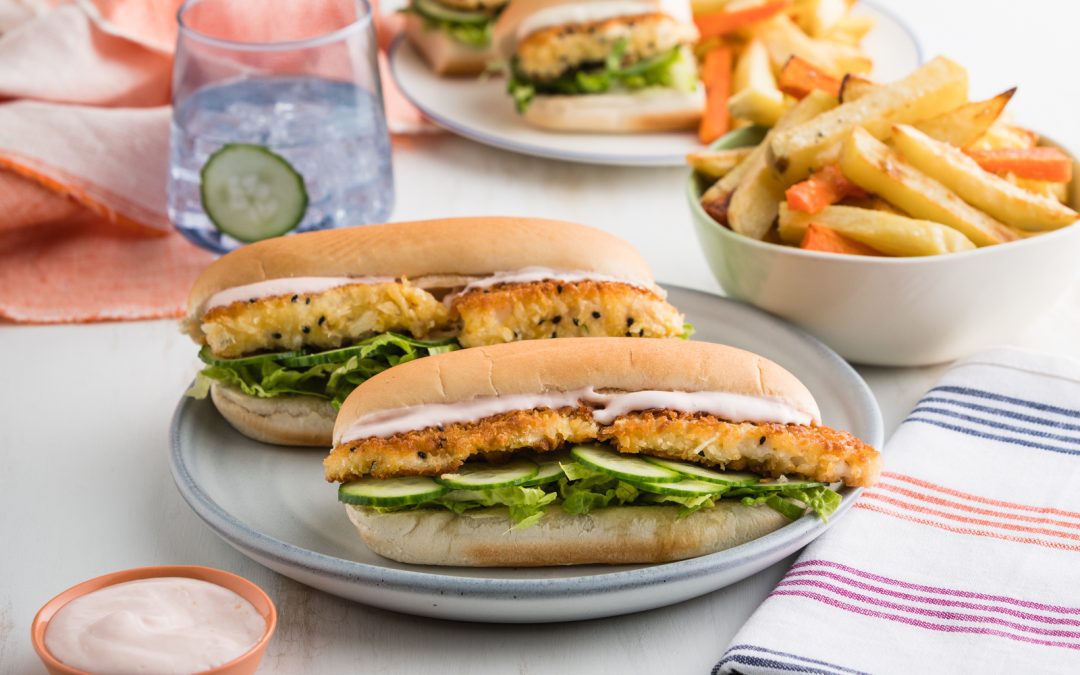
{"left": 187, "top": 333, "right": 459, "bottom": 409}
{"left": 507, "top": 41, "right": 699, "bottom": 112}
{"left": 402, "top": 1, "right": 496, "bottom": 48}
{"left": 738, "top": 485, "right": 843, "bottom": 521}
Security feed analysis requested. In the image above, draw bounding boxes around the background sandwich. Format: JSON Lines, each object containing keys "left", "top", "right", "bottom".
{"left": 326, "top": 338, "right": 881, "bottom": 567}
{"left": 495, "top": 0, "right": 703, "bottom": 132}
{"left": 184, "top": 217, "right": 687, "bottom": 447}
{"left": 403, "top": 0, "right": 509, "bottom": 76}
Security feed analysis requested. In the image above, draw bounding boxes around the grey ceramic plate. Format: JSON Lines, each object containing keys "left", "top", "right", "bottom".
{"left": 170, "top": 286, "right": 883, "bottom": 623}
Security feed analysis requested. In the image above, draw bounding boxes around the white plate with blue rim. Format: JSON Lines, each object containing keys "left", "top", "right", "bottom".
{"left": 170, "top": 286, "right": 883, "bottom": 623}
{"left": 388, "top": 2, "right": 922, "bottom": 167}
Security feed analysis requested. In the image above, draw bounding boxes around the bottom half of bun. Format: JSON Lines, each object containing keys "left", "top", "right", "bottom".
{"left": 211, "top": 382, "right": 335, "bottom": 447}
{"left": 522, "top": 88, "right": 705, "bottom": 133}
{"left": 404, "top": 15, "right": 493, "bottom": 77}
{"left": 345, "top": 502, "right": 790, "bottom": 566}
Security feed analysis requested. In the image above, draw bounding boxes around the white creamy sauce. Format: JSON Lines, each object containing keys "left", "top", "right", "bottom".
{"left": 204, "top": 276, "right": 395, "bottom": 311}
{"left": 335, "top": 387, "right": 814, "bottom": 445}
{"left": 455, "top": 266, "right": 656, "bottom": 296}
{"left": 44, "top": 577, "right": 266, "bottom": 675}
{"left": 517, "top": 1, "right": 660, "bottom": 39}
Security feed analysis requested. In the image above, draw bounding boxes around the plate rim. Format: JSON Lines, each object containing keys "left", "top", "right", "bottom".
{"left": 170, "top": 286, "right": 884, "bottom": 601}
{"left": 386, "top": 0, "right": 924, "bottom": 167}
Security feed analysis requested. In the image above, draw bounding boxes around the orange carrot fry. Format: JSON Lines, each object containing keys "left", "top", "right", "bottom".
{"left": 785, "top": 164, "right": 866, "bottom": 214}
{"left": 800, "top": 223, "right": 885, "bottom": 256}
{"left": 694, "top": 1, "right": 790, "bottom": 40}
{"left": 778, "top": 55, "right": 842, "bottom": 99}
{"left": 964, "top": 147, "right": 1073, "bottom": 183}
{"left": 699, "top": 47, "right": 732, "bottom": 145}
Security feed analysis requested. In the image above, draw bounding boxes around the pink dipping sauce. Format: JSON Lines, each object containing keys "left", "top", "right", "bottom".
{"left": 44, "top": 577, "right": 265, "bottom": 675}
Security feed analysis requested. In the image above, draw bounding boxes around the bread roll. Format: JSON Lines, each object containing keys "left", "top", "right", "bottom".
{"left": 522, "top": 89, "right": 704, "bottom": 133}
{"left": 404, "top": 14, "right": 493, "bottom": 77}
{"left": 346, "top": 502, "right": 790, "bottom": 566}
{"left": 335, "top": 337, "right": 821, "bottom": 442}
{"left": 211, "top": 382, "right": 335, "bottom": 447}
{"left": 186, "top": 217, "right": 655, "bottom": 318}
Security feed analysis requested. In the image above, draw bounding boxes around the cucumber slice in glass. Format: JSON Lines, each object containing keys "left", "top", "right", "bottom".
{"left": 200, "top": 143, "right": 308, "bottom": 243}
{"left": 642, "top": 457, "right": 759, "bottom": 486}
{"left": 338, "top": 476, "right": 448, "bottom": 507}
{"left": 437, "top": 458, "right": 538, "bottom": 489}
{"left": 634, "top": 479, "right": 728, "bottom": 497}
{"left": 414, "top": 0, "right": 491, "bottom": 24}
{"left": 570, "top": 444, "right": 682, "bottom": 483}
{"left": 198, "top": 346, "right": 302, "bottom": 367}
{"left": 519, "top": 460, "right": 565, "bottom": 487}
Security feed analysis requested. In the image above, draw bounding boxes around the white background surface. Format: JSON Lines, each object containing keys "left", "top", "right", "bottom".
{"left": 3, "top": 1, "right": 1080, "bottom": 672}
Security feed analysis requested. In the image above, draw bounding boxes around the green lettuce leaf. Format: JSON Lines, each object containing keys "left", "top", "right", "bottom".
{"left": 738, "top": 485, "right": 843, "bottom": 521}
{"left": 507, "top": 41, "right": 698, "bottom": 113}
{"left": 188, "top": 333, "right": 459, "bottom": 409}
{"left": 403, "top": 2, "right": 495, "bottom": 48}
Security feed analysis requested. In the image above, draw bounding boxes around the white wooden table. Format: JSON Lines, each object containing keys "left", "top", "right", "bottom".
{"left": 3, "top": 1, "right": 1079, "bottom": 672}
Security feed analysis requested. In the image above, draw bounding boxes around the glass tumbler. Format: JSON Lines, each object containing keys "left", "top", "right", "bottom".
{"left": 168, "top": 0, "right": 394, "bottom": 253}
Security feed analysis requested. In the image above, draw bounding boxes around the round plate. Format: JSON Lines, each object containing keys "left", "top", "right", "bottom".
{"left": 170, "top": 286, "right": 883, "bottom": 623}
{"left": 388, "top": 2, "right": 922, "bottom": 166}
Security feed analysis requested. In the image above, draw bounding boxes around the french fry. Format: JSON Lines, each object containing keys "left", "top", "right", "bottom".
{"left": 699, "top": 47, "right": 733, "bottom": 144}
{"left": 769, "top": 56, "right": 968, "bottom": 182}
{"left": 723, "top": 91, "right": 839, "bottom": 237}
{"left": 964, "top": 147, "right": 1073, "bottom": 183}
{"left": 823, "top": 13, "right": 875, "bottom": 45}
{"left": 757, "top": 14, "right": 872, "bottom": 78}
{"left": 839, "top": 126, "right": 1016, "bottom": 246}
{"left": 800, "top": 222, "right": 886, "bottom": 255}
{"left": 778, "top": 55, "right": 842, "bottom": 99}
{"left": 686, "top": 147, "right": 755, "bottom": 179}
{"left": 691, "top": 0, "right": 738, "bottom": 15}
{"left": 1005, "top": 174, "right": 1069, "bottom": 203}
{"left": 838, "top": 74, "right": 876, "bottom": 103}
{"left": 913, "top": 89, "right": 1014, "bottom": 148}
{"left": 792, "top": 0, "right": 849, "bottom": 37}
{"left": 891, "top": 125, "right": 1078, "bottom": 231}
{"left": 778, "top": 204, "right": 976, "bottom": 255}
{"left": 970, "top": 122, "right": 1039, "bottom": 151}
{"left": 695, "top": 0, "right": 790, "bottom": 39}
{"left": 729, "top": 39, "right": 789, "bottom": 126}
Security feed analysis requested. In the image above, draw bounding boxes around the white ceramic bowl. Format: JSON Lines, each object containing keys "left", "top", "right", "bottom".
{"left": 688, "top": 140, "right": 1080, "bottom": 366}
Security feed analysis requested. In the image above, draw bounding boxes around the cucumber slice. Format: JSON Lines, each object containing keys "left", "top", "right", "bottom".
{"left": 736, "top": 479, "right": 826, "bottom": 492}
{"left": 634, "top": 479, "right": 728, "bottom": 497}
{"left": 642, "top": 457, "right": 759, "bottom": 486}
{"left": 338, "top": 476, "right": 448, "bottom": 506}
{"left": 570, "top": 445, "right": 682, "bottom": 483}
{"left": 279, "top": 345, "right": 368, "bottom": 368}
{"left": 200, "top": 143, "right": 308, "bottom": 243}
{"left": 519, "top": 460, "right": 565, "bottom": 487}
{"left": 437, "top": 458, "right": 538, "bottom": 489}
{"left": 414, "top": 0, "right": 492, "bottom": 24}
{"left": 198, "top": 346, "right": 302, "bottom": 367}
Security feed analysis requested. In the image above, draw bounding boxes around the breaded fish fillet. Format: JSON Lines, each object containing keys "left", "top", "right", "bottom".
{"left": 452, "top": 280, "right": 685, "bottom": 347}
{"left": 325, "top": 408, "right": 881, "bottom": 487}
{"left": 517, "top": 13, "right": 697, "bottom": 80}
{"left": 198, "top": 282, "right": 449, "bottom": 358}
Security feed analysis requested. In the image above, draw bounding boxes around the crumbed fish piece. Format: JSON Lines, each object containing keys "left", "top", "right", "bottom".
{"left": 517, "top": 12, "right": 697, "bottom": 81}
{"left": 325, "top": 408, "right": 881, "bottom": 487}
{"left": 199, "top": 281, "right": 449, "bottom": 358}
{"left": 452, "top": 280, "right": 685, "bottom": 347}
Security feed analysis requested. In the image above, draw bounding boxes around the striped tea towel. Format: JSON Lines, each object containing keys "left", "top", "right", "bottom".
{"left": 715, "top": 347, "right": 1080, "bottom": 675}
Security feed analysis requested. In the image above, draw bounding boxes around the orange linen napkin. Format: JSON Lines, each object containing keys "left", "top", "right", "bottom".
{"left": 0, "top": 0, "right": 427, "bottom": 324}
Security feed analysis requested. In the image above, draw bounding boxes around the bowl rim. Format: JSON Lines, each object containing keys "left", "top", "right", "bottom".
{"left": 686, "top": 135, "right": 1080, "bottom": 266}
{"left": 31, "top": 565, "right": 277, "bottom": 675}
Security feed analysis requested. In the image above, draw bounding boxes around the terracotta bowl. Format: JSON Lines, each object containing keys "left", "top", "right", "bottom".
{"left": 32, "top": 565, "right": 276, "bottom": 675}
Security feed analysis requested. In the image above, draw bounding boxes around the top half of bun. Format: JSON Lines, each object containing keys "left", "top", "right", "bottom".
{"left": 334, "top": 338, "right": 822, "bottom": 436}
{"left": 186, "top": 217, "right": 655, "bottom": 317}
